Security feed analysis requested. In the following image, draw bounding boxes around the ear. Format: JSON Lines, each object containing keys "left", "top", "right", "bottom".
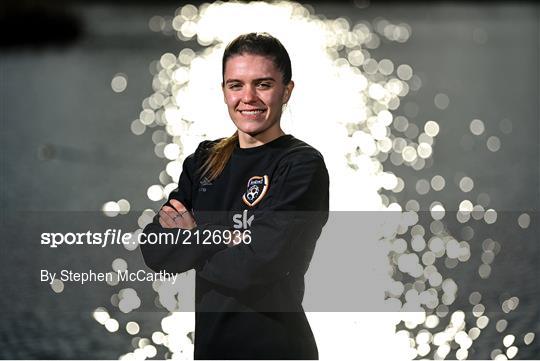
{"left": 282, "top": 80, "right": 295, "bottom": 104}
{"left": 221, "top": 82, "right": 227, "bottom": 104}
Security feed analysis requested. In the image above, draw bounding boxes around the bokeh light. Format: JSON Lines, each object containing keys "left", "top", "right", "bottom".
{"left": 111, "top": 73, "right": 128, "bottom": 93}
{"left": 92, "top": 1, "right": 537, "bottom": 359}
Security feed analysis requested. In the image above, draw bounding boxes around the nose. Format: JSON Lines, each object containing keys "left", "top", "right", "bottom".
{"left": 241, "top": 85, "right": 258, "bottom": 103}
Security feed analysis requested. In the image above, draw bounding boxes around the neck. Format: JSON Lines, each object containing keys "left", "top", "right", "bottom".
{"left": 238, "top": 128, "right": 285, "bottom": 149}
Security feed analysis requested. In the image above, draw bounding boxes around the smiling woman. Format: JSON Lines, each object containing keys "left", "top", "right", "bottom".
{"left": 222, "top": 53, "right": 294, "bottom": 142}
{"left": 140, "top": 32, "right": 329, "bottom": 360}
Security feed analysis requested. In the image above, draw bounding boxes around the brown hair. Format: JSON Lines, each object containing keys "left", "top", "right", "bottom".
{"left": 199, "top": 132, "right": 239, "bottom": 181}
{"left": 200, "top": 32, "right": 292, "bottom": 181}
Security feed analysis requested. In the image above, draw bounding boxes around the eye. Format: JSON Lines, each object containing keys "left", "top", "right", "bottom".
{"left": 257, "top": 82, "right": 272, "bottom": 89}
{"left": 228, "top": 83, "right": 242, "bottom": 90}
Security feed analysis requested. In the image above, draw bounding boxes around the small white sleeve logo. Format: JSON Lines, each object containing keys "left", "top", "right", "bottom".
{"left": 198, "top": 176, "right": 213, "bottom": 192}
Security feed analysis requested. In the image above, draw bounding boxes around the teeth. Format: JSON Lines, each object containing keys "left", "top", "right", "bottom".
{"left": 241, "top": 110, "right": 264, "bottom": 115}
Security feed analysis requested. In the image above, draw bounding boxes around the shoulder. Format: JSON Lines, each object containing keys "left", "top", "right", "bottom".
{"left": 182, "top": 138, "right": 224, "bottom": 170}
{"left": 187, "top": 138, "right": 225, "bottom": 160}
{"left": 191, "top": 138, "right": 223, "bottom": 158}
{"left": 198, "top": 138, "right": 225, "bottom": 151}
{"left": 271, "top": 136, "right": 329, "bottom": 189}
{"left": 279, "top": 136, "right": 326, "bottom": 168}
{"left": 268, "top": 137, "right": 329, "bottom": 209}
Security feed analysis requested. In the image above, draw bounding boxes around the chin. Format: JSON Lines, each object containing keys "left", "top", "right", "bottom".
{"left": 233, "top": 122, "right": 266, "bottom": 136}
{"left": 238, "top": 127, "right": 265, "bottom": 137}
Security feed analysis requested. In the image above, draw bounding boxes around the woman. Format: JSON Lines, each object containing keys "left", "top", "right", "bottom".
{"left": 141, "top": 32, "right": 329, "bottom": 360}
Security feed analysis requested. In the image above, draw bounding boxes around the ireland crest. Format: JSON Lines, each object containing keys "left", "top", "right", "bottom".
{"left": 242, "top": 175, "right": 269, "bottom": 207}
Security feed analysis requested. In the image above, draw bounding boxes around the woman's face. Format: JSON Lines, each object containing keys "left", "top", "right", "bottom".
{"left": 222, "top": 54, "right": 294, "bottom": 138}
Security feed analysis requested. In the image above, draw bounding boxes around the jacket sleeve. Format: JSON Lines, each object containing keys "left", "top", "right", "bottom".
{"left": 139, "top": 148, "right": 228, "bottom": 274}
{"left": 197, "top": 153, "right": 330, "bottom": 291}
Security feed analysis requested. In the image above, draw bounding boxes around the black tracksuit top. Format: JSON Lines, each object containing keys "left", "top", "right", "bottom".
{"left": 140, "top": 134, "right": 330, "bottom": 360}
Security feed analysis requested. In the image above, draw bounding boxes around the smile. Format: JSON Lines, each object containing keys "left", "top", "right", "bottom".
{"left": 239, "top": 109, "right": 266, "bottom": 115}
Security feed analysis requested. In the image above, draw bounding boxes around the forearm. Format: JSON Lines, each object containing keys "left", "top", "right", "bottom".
{"left": 140, "top": 218, "right": 228, "bottom": 274}
{"left": 197, "top": 212, "right": 324, "bottom": 291}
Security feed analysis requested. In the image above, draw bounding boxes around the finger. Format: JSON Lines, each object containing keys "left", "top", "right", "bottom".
{"left": 169, "top": 200, "right": 197, "bottom": 228}
{"left": 159, "top": 209, "right": 176, "bottom": 228}
{"left": 169, "top": 199, "right": 187, "bottom": 213}
{"left": 160, "top": 208, "right": 174, "bottom": 222}
{"left": 159, "top": 211, "right": 172, "bottom": 228}
{"left": 165, "top": 208, "right": 189, "bottom": 228}
{"left": 162, "top": 206, "right": 180, "bottom": 223}
{"left": 176, "top": 213, "right": 196, "bottom": 230}
{"left": 178, "top": 209, "right": 195, "bottom": 222}
{"left": 162, "top": 205, "right": 178, "bottom": 214}
{"left": 159, "top": 216, "right": 169, "bottom": 228}
{"left": 164, "top": 206, "right": 186, "bottom": 228}
{"left": 162, "top": 203, "right": 196, "bottom": 229}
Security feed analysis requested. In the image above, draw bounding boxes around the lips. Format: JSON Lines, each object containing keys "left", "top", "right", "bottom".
{"left": 239, "top": 109, "right": 266, "bottom": 114}
{"left": 238, "top": 109, "right": 267, "bottom": 119}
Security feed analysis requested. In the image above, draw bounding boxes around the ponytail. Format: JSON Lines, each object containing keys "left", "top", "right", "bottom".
{"left": 199, "top": 132, "right": 238, "bottom": 182}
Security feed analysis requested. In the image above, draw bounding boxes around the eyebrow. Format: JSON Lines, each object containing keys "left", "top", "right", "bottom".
{"left": 225, "top": 77, "right": 276, "bottom": 84}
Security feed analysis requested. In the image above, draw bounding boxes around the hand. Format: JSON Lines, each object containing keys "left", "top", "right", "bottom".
{"left": 158, "top": 199, "right": 197, "bottom": 230}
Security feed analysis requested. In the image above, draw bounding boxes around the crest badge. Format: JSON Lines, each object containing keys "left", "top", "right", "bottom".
{"left": 242, "top": 175, "right": 269, "bottom": 207}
